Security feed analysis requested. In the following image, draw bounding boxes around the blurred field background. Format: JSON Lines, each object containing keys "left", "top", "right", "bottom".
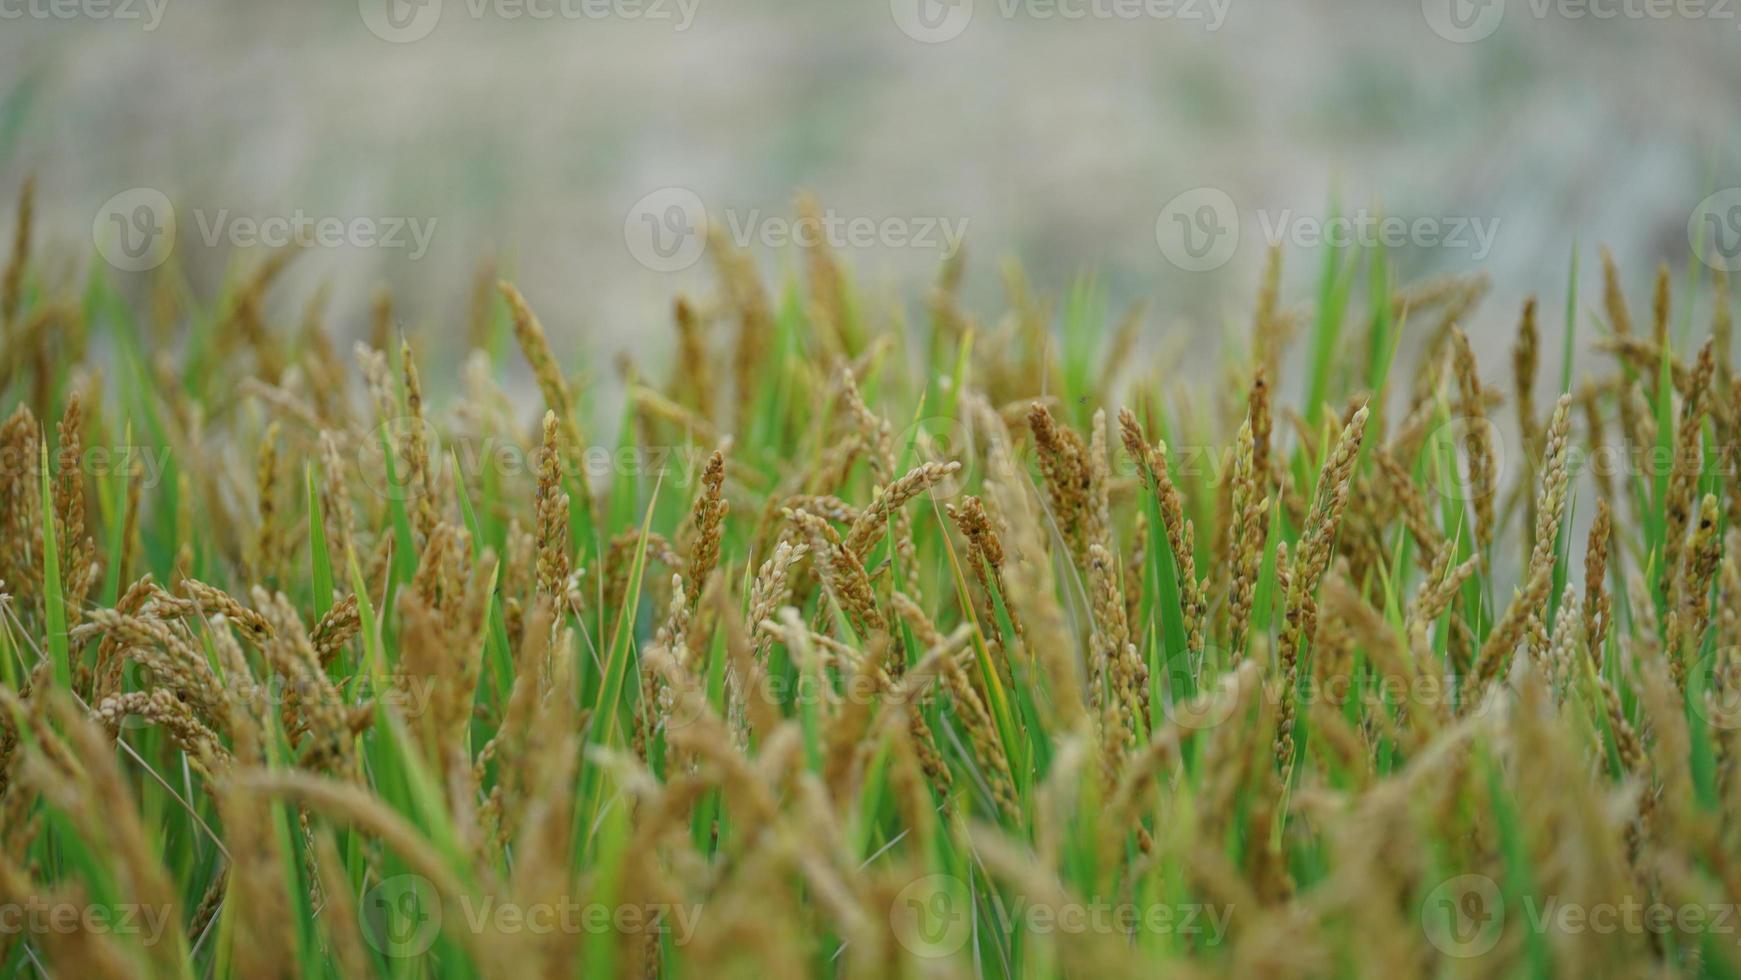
{"left": 2, "top": 0, "right": 1739, "bottom": 393}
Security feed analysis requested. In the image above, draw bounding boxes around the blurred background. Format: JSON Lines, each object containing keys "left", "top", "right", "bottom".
{"left": 2, "top": 0, "right": 1739, "bottom": 392}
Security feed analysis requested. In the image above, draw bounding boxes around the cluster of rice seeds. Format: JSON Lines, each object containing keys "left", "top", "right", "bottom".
{"left": 5, "top": 183, "right": 1741, "bottom": 977}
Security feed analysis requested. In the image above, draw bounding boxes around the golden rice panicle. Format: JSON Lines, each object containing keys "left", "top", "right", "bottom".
{"left": 476, "top": 597, "right": 557, "bottom": 856}
{"left": 1528, "top": 394, "right": 1574, "bottom": 573}
{"left": 298, "top": 285, "right": 344, "bottom": 424}
{"left": 1225, "top": 375, "right": 1267, "bottom": 630}
{"left": 369, "top": 283, "right": 393, "bottom": 352}
{"left": 354, "top": 340, "right": 395, "bottom": 429}
{"left": 1580, "top": 382, "right": 1618, "bottom": 524}
{"left": 95, "top": 688, "right": 232, "bottom": 770}
{"left": 90, "top": 574, "right": 154, "bottom": 701}
{"left": 1583, "top": 497, "right": 1612, "bottom": 663}
{"left": 1030, "top": 401, "right": 1092, "bottom": 562}
{"left": 309, "top": 593, "right": 361, "bottom": 668}
{"left": 2, "top": 175, "right": 31, "bottom": 331}
{"left": 843, "top": 459, "right": 961, "bottom": 558}
{"left": 891, "top": 590, "right": 1018, "bottom": 817}
{"left": 747, "top": 538, "right": 806, "bottom": 652}
{"left": 534, "top": 410, "right": 571, "bottom": 604}
{"left": 466, "top": 253, "right": 497, "bottom": 353}
{"left": 1473, "top": 394, "right": 1572, "bottom": 693}
{"left": 817, "top": 617, "right": 886, "bottom": 787}
{"left": 180, "top": 578, "right": 275, "bottom": 649}
{"left": 52, "top": 390, "right": 95, "bottom": 624}
{"left": 1227, "top": 420, "right": 1271, "bottom": 661}
{"left": 77, "top": 609, "right": 228, "bottom": 731}
{"left": 1714, "top": 535, "right": 1741, "bottom": 752}
{"left": 498, "top": 280, "right": 567, "bottom": 418}
{"left": 1252, "top": 243, "right": 1285, "bottom": 377}
{"left": 707, "top": 228, "right": 773, "bottom": 431}
{"left": 791, "top": 507, "right": 886, "bottom": 639}
{"left": 399, "top": 336, "right": 439, "bottom": 540}
{"left": 1086, "top": 408, "right": 1115, "bottom": 556}
{"left": 1715, "top": 265, "right": 1732, "bottom": 384}
{"left": 1375, "top": 447, "right": 1442, "bottom": 568}
{"left": 951, "top": 493, "right": 1004, "bottom": 571}
{"left": 500, "top": 282, "right": 593, "bottom": 512}
{"left": 1274, "top": 401, "right": 1368, "bottom": 769}
{"left": 1405, "top": 542, "right": 1478, "bottom": 631}
{"left": 1085, "top": 543, "right": 1124, "bottom": 716}
{"left": 41, "top": 697, "right": 190, "bottom": 976}
{"left": 1449, "top": 327, "right": 1496, "bottom": 553}
{"left": 223, "top": 250, "right": 295, "bottom": 383}
{"left": 253, "top": 589, "right": 354, "bottom": 774}
{"left": 796, "top": 191, "right": 851, "bottom": 354}
{"left": 1671, "top": 493, "right": 1721, "bottom": 689}
{"left": 1662, "top": 337, "right": 1716, "bottom": 599}
{"left": 672, "top": 293, "right": 715, "bottom": 419}
{"left": 1601, "top": 245, "right": 1634, "bottom": 339}
{"left": 986, "top": 457, "right": 1089, "bottom": 733}
{"left": 1651, "top": 260, "right": 1671, "bottom": 357}
{"left": 309, "top": 828, "right": 373, "bottom": 979}
{"left": 837, "top": 366, "right": 894, "bottom": 480}
{"left": 1542, "top": 583, "right": 1585, "bottom": 694}
{"left": 317, "top": 431, "right": 356, "bottom": 569}
{"left": 1512, "top": 295, "right": 1540, "bottom": 457}
{"left": 685, "top": 449, "right": 728, "bottom": 608}
{"left": 1250, "top": 364, "right": 1273, "bottom": 489}
{"left": 399, "top": 539, "right": 497, "bottom": 799}
{"left": 254, "top": 420, "right": 282, "bottom": 582}
{"left": 949, "top": 492, "right": 1019, "bottom": 648}
{"left": 0, "top": 401, "right": 42, "bottom": 604}
{"left": 1117, "top": 406, "right": 1203, "bottom": 646}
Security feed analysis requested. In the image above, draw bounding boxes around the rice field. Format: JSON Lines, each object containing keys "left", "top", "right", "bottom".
{"left": 1, "top": 176, "right": 1740, "bottom": 978}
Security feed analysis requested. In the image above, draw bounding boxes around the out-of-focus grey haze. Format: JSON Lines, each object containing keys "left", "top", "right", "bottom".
{"left": 2, "top": 0, "right": 1738, "bottom": 387}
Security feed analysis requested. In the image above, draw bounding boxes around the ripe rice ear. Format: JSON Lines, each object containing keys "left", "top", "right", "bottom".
{"left": 1274, "top": 402, "right": 1368, "bottom": 768}
{"left": 2, "top": 175, "right": 31, "bottom": 332}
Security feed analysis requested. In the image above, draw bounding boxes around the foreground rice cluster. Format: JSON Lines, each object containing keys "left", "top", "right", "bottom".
{"left": 1, "top": 180, "right": 1739, "bottom": 979}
